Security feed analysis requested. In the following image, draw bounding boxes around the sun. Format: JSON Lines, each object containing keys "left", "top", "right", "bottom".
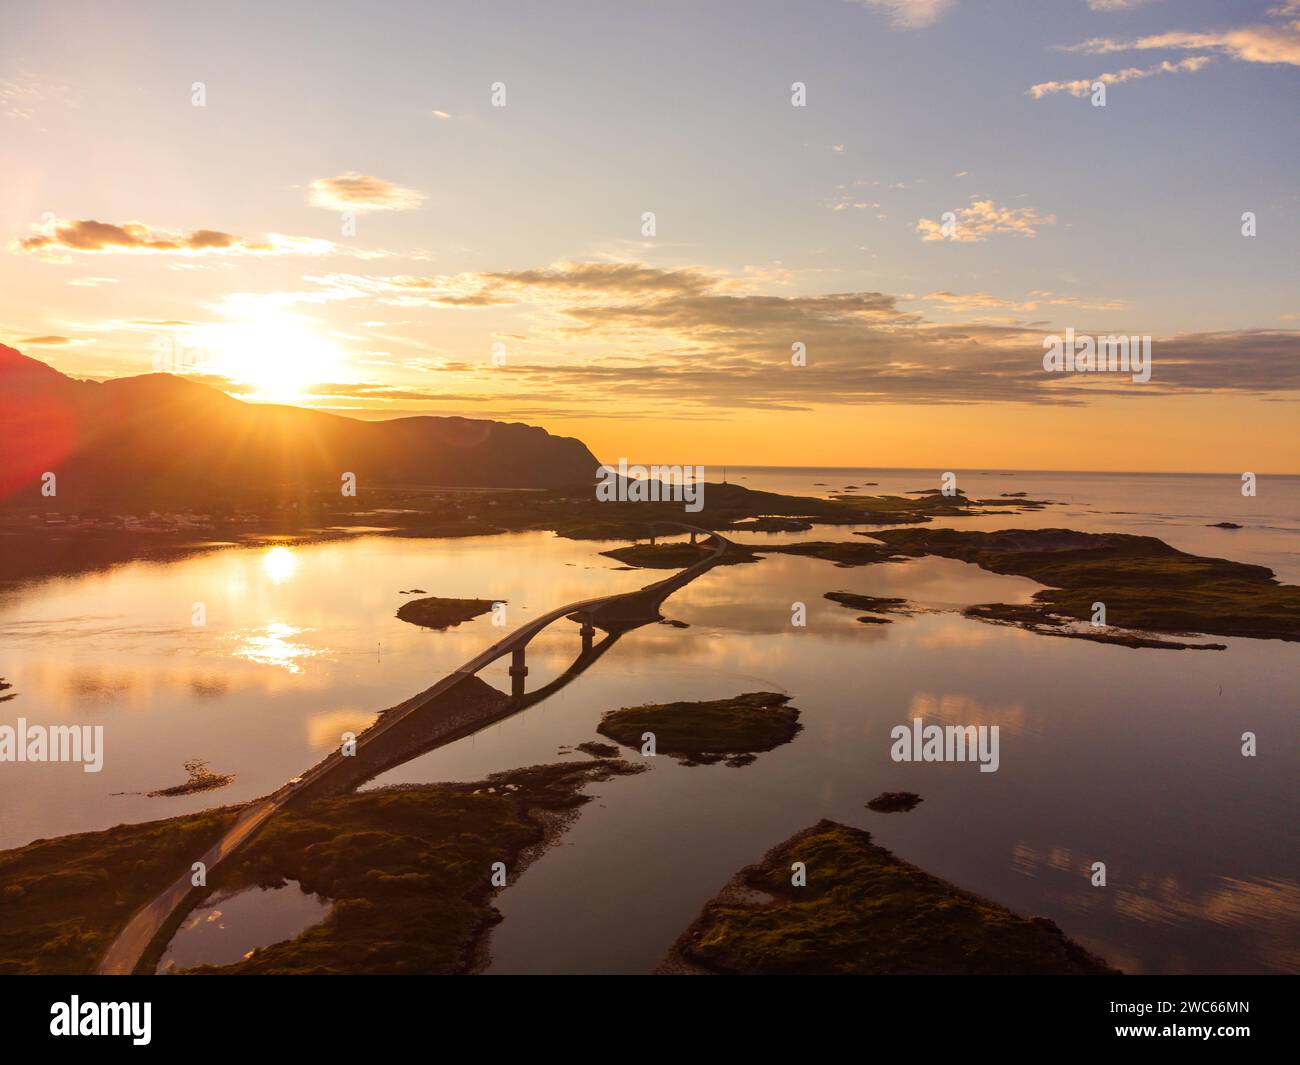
{"left": 198, "top": 314, "right": 347, "bottom": 403}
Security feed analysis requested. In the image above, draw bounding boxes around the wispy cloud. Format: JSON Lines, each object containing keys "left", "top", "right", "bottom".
{"left": 1086, "top": 0, "right": 1156, "bottom": 11}
{"left": 307, "top": 172, "right": 425, "bottom": 212}
{"left": 1059, "top": 7, "right": 1300, "bottom": 67}
{"left": 915, "top": 198, "right": 1056, "bottom": 241}
{"left": 17, "top": 335, "right": 81, "bottom": 345}
{"left": 16, "top": 218, "right": 390, "bottom": 260}
{"left": 918, "top": 290, "right": 1127, "bottom": 313}
{"left": 297, "top": 261, "right": 727, "bottom": 309}
{"left": 0, "top": 79, "right": 40, "bottom": 121}
{"left": 1029, "top": 55, "right": 1212, "bottom": 98}
{"left": 246, "top": 261, "right": 1299, "bottom": 409}
{"left": 851, "top": 0, "right": 954, "bottom": 30}
{"left": 0, "top": 72, "right": 75, "bottom": 122}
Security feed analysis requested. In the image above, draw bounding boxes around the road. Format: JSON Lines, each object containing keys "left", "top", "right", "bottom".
{"left": 97, "top": 522, "right": 730, "bottom": 974}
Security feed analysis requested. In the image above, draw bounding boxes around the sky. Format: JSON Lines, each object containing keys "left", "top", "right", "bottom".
{"left": 1, "top": 0, "right": 1297, "bottom": 472}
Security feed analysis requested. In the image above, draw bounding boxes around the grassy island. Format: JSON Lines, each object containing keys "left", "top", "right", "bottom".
{"left": 0, "top": 809, "right": 239, "bottom": 974}
{"left": 866, "top": 791, "right": 923, "bottom": 812}
{"left": 182, "top": 760, "right": 640, "bottom": 974}
{"left": 824, "top": 591, "right": 912, "bottom": 622}
{"left": 396, "top": 596, "right": 497, "bottom": 629}
{"left": 873, "top": 527, "right": 1300, "bottom": 642}
{"left": 598, "top": 542, "right": 739, "bottom": 569}
{"left": 597, "top": 692, "right": 801, "bottom": 766}
{"left": 0, "top": 760, "right": 639, "bottom": 975}
{"left": 662, "top": 820, "right": 1117, "bottom": 975}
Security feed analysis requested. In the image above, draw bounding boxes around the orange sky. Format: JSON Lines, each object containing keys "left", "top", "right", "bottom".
{"left": 2, "top": 1, "right": 1298, "bottom": 473}
{"left": 565, "top": 394, "right": 1299, "bottom": 473}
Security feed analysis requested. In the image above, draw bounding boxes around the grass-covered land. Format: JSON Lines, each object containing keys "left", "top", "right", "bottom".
{"left": 598, "top": 542, "right": 750, "bottom": 569}
{"left": 664, "top": 820, "right": 1116, "bottom": 975}
{"left": 722, "top": 516, "right": 813, "bottom": 533}
{"left": 824, "top": 591, "right": 912, "bottom": 623}
{"left": 396, "top": 596, "right": 497, "bottom": 629}
{"left": 828, "top": 487, "right": 1053, "bottom": 524}
{"left": 147, "top": 758, "right": 236, "bottom": 797}
{"left": 866, "top": 791, "right": 923, "bottom": 812}
{"left": 597, "top": 691, "right": 801, "bottom": 766}
{"left": 0, "top": 477, "right": 1056, "bottom": 588}
{"left": 0, "top": 808, "right": 239, "bottom": 974}
{"left": 0, "top": 760, "right": 637, "bottom": 975}
{"left": 185, "top": 760, "right": 638, "bottom": 974}
{"left": 600, "top": 537, "right": 909, "bottom": 570}
{"left": 874, "top": 527, "right": 1300, "bottom": 642}
{"left": 748, "top": 540, "right": 903, "bottom": 567}
{"left": 965, "top": 602, "right": 1226, "bottom": 650}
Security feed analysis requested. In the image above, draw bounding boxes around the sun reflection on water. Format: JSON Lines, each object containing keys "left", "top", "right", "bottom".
{"left": 261, "top": 546, "right": 299, "bottom": 585}
{"left": 232, "top": 622, "right": 319, "bottom": 674}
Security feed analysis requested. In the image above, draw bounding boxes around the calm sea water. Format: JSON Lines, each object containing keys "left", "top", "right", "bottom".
{"left": 1, "top": 468, "right": 1296, "bottom": 973}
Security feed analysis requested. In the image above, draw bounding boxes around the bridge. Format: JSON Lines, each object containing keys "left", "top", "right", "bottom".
{"left": 97, "top": 522, "right": 731, "bottom": 975}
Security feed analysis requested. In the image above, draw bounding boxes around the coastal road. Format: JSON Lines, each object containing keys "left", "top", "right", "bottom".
{"left": 97, "top": 522, "right": 731, "bottom": 975}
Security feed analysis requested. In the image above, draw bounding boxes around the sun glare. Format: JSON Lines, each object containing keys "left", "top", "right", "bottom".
{"left": 261, "top": 545, "right": 299, "bottom": 584}
{"left": 200, "top": 315, "right": 346, "bottom": 403}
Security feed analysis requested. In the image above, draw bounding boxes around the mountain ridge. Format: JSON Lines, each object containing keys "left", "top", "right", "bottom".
{"left": 0, "top": 344, "right": 602, "bottom": 504}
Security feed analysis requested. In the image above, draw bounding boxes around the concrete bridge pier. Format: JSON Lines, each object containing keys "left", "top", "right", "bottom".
{"left": 509, "top": 648, "right": 528, "bottom": 699}
{"left": 579, "top": 618, "right": 596, "bottom": 652}
{"left": 689, "top": 530, "right": 697, "bottom": 545}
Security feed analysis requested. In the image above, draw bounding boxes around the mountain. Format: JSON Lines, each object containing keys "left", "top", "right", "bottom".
{"left": 0, "top": 345, "right": 602, "bottom": 505}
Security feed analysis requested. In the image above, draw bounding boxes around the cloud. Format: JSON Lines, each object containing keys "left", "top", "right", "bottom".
{"left": 918, "top": 290, "right": 1127, "bottom": 313}
{"left": 430, "top": 110, "right": 451, "bottom": 119}
{"left": 15, "top": 218, "right": 389, "bottom": 260}
{"left": 1028, "top": 55, "right": 1212, "bottom": 98}
{"left": 0, "top": 72, "right": 75, "bottom": 122}
{"left": 307, "top": 172, "right": 425, "bottom": 212}
{"left": 0, "top": 80, "right": 39, "bottom": 120}
{"left": 1059, "top": 10, "right": 1300, "bottom": 67}
{"left": 296, "top": 261, "right": 724, "bottom": 310}
{"left": 852, "top": 0, "right": 954, "bottom": 29}
{"left": 1086, "top": 0, "right": 1155, "bottom": 10}
{"left": 916, "top": 198, "right": 1056, "bottom": 241}
{"left": 18, "top": 335, "right": 74, "bottom": 345}
{"left": 265, "top": 261, "right": 1299, "bottom": 409}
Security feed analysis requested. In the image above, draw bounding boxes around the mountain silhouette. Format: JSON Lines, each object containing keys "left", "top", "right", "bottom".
{"left": 0, "top": 344, "right": 601, "bottom": 505}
